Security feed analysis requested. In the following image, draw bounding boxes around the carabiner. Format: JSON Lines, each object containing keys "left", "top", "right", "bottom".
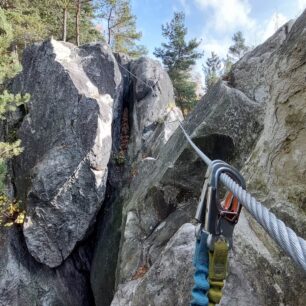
{"left": 195, "top": 160, "right": 245, "bottom": 248}
{"left": 195, "top": 160, "right": 227, "bottom": 224}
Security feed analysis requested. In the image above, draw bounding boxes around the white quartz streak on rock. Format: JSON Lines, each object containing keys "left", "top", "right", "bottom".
{"left": 14, "top": 39, "right": 122, "bottom": 268}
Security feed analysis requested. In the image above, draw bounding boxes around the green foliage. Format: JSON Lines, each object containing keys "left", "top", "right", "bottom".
{"left": 55, "top": 0, "right": 74, "bottom": 8}
{"left": 204, "top": 32, "right": 249, "bottom": 86}
{"left": 154, "top": 11, "right": 202, "bottom": 113}
{"left": 0, "top": 8, "right": 29, "bottom": 200}
{"left": 0, "top": 193, "right": 26, "bottom": 226}
{"left": 70, "top": 1, "right": 104, "bottom": 44}
{"left": 97, "top": 0, "right": 147, "bottom": 57}
{"left": 0, "top": 8, "right": 20, "bottom": 81}
{"left": 0, "top": 52, "right": 20, "bottom": 83}
{"left": 114, "top": 150, "right": 125, "bottom": 165}
{"left": 0, "top": 161, "right": 7, "bottom": 192}
{"left": 0, "top": 140, "right": 24, "bottom": 160}
{"left": 228, "top": 31, "right": 249, "bottom": 62}
{"left": 55, "top": 0, "right": 102, "bottom": 44}
{"left": 1, "top": 0, "right": 102, "bottom": 50}
{"left": 1, "top": 1, "right": 50, "bottom": 55}
{"left": 0, "top": 9, "right": 30, "bottom": 117}
{"left": 222, "top": 55, "right": 233, "bottom": 76}
{"left": 203, "top": 51, "right": 222, "bottom": 90}
{"left": 154, "top": 12, "right": 202, "bottom": 71}
{"left": 0, "top": 90, "right": 30, "bottom": 118}
{"left": 6, "top": 7, "right": 48, "bottom": 51}
{"left": 0, "top": 7, "right": 13, "bottom": 49}
{"left": 171, "top": 71, "right": 198, "bottom": 113}
{"left": 29, "top": 0, "right": 66, "bottom": 40}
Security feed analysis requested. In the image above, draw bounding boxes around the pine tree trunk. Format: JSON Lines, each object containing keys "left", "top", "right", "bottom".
{"left": 107, "top": 7, "right": 113, "bottom": 45}
{"left": 108, "top": 27, "right": 111, "bottom": 45}
{"left": 76, "top": 0, "right": 81, "bottom": 46}
{"left": 62, "top": 8, "right": 68, "bottom": 42}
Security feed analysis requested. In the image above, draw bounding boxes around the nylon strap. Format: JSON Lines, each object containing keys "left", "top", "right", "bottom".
{"left": 191, "top": 231, "right": 210, "bottom": 306}
{"left": 208, "top": 239, "right": 228, "bottom": 305}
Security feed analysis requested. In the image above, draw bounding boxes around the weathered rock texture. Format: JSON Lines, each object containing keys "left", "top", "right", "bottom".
{"left": 220, "top": 11, "right": 306, "bottom": 305}
{"left": 108, "top": 81, "right": 263, "bottom": 306}
{"left": 0, "top": 227, "right": 94, "bottom": 306}
{"left": 116, "top": 81, "right": 262, "bottom": 280}
{"left": 110, "top": 11, "right": 306, "bottom": 306}
{"left": 111, "top": 223, "right": 195, "bottom": 306}
{"left": 1, "top": 9, "right": 306, "bottom": 306}
{"left": 127, "top": 57, "right": 183, "bottom": 160}
{"left": 1, "top": 39, "right": 124, "bottom": 305}
{"left": 90, "top": 56, "right": 183, "bottom": 306}
{"left": 12, "top": 39, "right": 122, "bottom": 268}
{"left": 1, "top": 38, "right": 183, "bottom": 306}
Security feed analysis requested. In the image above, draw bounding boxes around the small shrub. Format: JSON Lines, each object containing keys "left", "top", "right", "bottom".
{"left": 114, "top": 150, "right": 125, "bottom": 165}
{"left": 0, "top": 193, "right": 25, "bottom": 227}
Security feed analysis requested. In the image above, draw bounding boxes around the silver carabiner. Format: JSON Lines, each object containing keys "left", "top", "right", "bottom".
{"left": 195, "top": 160, "right": 245, "bottom": 249}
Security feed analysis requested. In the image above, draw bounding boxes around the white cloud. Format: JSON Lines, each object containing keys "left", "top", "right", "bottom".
{"left": 179, "top": 0, "right": 191, "bottom": 15}
{"left": 298, "top": 0, "right": 306, "bottom": 11}
{"left": 195, "top": 0, "right": 255, "bottom": 32}
{"left": 194, "top": 0, "right": 255, "bottom": 69}
{"left": 195, "top": 37, "right": 231, "bottom": 82}
{"left": 202, "top": 38, "right": 231, "bottom": 59}
{"left": 192, "top": 0, "right": 305, "bottom": 82}
{"left": 260, "top": 12, "right": 289, "bottom": 42}
{"left": 172, "top": 0, "right": 191, "bottom": 15}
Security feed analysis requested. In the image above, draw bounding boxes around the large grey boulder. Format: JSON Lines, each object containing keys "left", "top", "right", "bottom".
{"left": 220, "top": 211, "right": 306, "bottom": 306}
{"left": 110, "top": 10, "right": 306, "bottom": 306}
{"left": 90, "top": 56, "right": 183, "bottom": 306}
{"left": 112, "top": 81, "right": 262, "bottom": 299}
{"left": 111, "top": 223, "right": 195, "bottom": 306}
{"left": 240, "top": 11, "right": 306, "bottom": 225}
{"left": 12, "top": 39, "right": 122, "bottom": 267}
{"left": 230, "top": 19, "right": 295, "bottom": 104}
{"left": 0, "top": 227, "right": 93, "bottom": 306}
{"left": 219, "top": 10, "right": 306, "bottom": 306}
{"left": 128, "top": 57, "right": 183, "bottom": 160}
{"left": 1, "top": 9, "right": 306, "bottom": 306}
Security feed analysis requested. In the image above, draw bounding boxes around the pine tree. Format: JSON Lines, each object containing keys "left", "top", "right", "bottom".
{"left": 154, "top": 11, "right": 203, "bottom": 112}
{"left": 222, "top": 54, "right": 233, "bottom": 76}
{"left": 1, "top": 0, "right": 102, "bottom": 52}
{"left": 67, "top": 0, "right": 103, "bottom": 44}
{"left": 203, "top": 51, "right": 221, "bottom": 90}
{"left": 228, "top": 31, "right": 249, "bottom": 62}
{"left": 172, "top": 72, "right": 198, "bottom": 113}
{"left": 0, "top": 8, "right": 29, "bottom": 225}
{"left": 97, "top": 0, "right": 147, "bottom": 57}
{"left": 75, "top": 0, "right": 82, "bottom": 46}
{"left": 55, "top": 0, "right": 76, "bottom": 41}
{"left": 2, "top": 0, "right": 50, "bottom": 52}
{"left": 0, "top": 8, "right": 29, "bottom": 191}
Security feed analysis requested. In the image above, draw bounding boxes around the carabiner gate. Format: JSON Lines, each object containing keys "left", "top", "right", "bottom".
{"left": 195, "top": 160, "right": 245, "bottom": 248}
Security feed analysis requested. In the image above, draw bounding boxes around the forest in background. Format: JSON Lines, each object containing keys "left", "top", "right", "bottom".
{"left": 0, "top": 0, "right": 250, "bottom": 111}
{"left": 0, "top": 0, "right": 249, "bottom": 226}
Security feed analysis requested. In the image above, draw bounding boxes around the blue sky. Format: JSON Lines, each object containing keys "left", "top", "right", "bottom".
{"left": 131, "top": 0, "right": 306, "bottom": 75}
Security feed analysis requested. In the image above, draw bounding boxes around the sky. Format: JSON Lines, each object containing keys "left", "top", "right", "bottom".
{"left": 130, "top": 0, "right": 306, "bottom": 76}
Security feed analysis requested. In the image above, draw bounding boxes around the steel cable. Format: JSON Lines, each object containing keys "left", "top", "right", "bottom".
{"left": 115, "top": 63, "right": 306, "bottom": 273}
{"left": 179, "top": 121, "right": 306, "bottom": 272}
{"left": 220, "top": 173, "right": 306, "bottom": 271}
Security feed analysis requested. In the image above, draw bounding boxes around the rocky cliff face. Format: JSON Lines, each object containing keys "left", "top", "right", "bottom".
{"left": 1, "top": 9, "right": 306, "bottom": 306}
{"left": 13, "top": 40, "right": 121, "bottom": 268}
